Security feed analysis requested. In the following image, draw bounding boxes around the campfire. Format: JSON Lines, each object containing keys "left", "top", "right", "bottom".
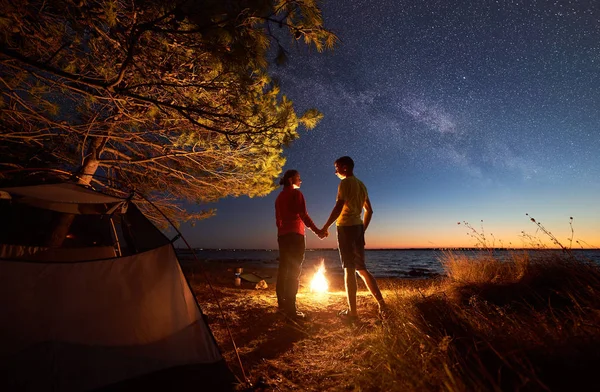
{"left": 309, "top": 260, "right": 329, "bottom": 293}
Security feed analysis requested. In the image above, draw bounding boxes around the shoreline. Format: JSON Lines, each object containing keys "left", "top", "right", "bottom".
{"left": 181, "top": 258, "right": 440, "bottom": 295}
{"left": 180, "top": 257, "right": 442, "bottom": 281}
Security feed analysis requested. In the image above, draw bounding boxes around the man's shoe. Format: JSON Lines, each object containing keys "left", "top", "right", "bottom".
{"left": 378, "top": 306, "right": 391, "bottom": 320}
{"left": 337, "top": 309, "right": 359, "bottom": 323}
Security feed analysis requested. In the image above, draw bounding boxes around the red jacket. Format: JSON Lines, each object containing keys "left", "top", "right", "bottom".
{"left": 275, "top": 187, "right": 316, "bottom": 236}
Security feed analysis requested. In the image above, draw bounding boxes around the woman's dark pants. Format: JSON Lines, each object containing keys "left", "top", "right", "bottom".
{"left": 277, "top": 233, "right": 305, "bottom": 314}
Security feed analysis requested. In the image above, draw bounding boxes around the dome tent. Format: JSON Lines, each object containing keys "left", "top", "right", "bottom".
{"left": 0, "top": 182, "right": 235, "bottom": 391}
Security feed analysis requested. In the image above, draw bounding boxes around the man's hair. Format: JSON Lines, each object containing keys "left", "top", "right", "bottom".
{"left": 335, "top": 156, "right": 354, "bottom": 170}
{"left": 279, "top": 169, "right": 299, "bottom": 186}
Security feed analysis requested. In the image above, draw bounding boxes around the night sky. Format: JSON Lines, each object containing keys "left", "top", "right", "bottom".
{"left": 180, "top": 0, "right": 600, "bottom": 249}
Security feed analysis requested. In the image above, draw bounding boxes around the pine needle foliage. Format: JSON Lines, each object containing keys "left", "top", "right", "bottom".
{"left": 0, "top": 0, "right": 336, "bottom": 223}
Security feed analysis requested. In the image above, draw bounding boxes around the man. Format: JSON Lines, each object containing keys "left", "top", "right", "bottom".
{"left": 320, "top": 156, "right": 387, "bottom": 321}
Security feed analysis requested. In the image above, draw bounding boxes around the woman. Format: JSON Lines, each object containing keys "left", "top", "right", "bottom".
{"left": 275, "top": 170, "right": 320, "bottom": 320}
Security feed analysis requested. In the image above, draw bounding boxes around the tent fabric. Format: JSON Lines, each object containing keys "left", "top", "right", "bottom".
{"left": 0, "top": 244, "right": 117, "bottom": 261}
{"left": 3, "top": 324, "right": 227, "bottom": 392}
{"left": 117, "top": 203, "right": 171, "bottom": 253}
{"left": 0, "top": 183, "right": 124, "bottom": 204}
{"left": 0, "top": 183, "right": 235, "bottom": 391}
{"left": 0, "top": 244, "right": 226, "bottom": 391}
{"left": 0, "top": 183, "right": 126, "bottom": 214}
{"left": 0, "top": 201, "right": 167, "bottom": 256}
{"left": 0, "top": 244, "right": 49, "bottom": 259}
{"left": 99, "top": 360, "right": 235, "bottom": 391}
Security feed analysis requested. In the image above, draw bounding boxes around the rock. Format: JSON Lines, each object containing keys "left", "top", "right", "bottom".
{"left": 255, "top": 280, "right": 268, "bottom": 289}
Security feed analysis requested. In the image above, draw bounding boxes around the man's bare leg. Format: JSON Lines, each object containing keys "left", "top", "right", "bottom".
{"left": 344, "top": 268, "right": 358, "bottom": 316}
{"left": 357, "top": 269, "right": 386, "bottom": 310}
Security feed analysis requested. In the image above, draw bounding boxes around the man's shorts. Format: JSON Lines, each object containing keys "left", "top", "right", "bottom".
{"left": 336, "top": 224, "right": 366, "bottom": 270}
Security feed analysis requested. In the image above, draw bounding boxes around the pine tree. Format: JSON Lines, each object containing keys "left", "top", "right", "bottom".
{"left": 0, "top": 0, "right": 336, "bottom": 225}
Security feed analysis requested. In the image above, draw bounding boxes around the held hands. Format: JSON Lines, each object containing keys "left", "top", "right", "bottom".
{"left": 315, "top": 227, "right": 329, "bottom": 240}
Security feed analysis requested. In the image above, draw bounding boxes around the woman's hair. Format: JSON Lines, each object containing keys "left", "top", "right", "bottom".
{"left": 279, "top": 169, "right": 299, "bottom": 186}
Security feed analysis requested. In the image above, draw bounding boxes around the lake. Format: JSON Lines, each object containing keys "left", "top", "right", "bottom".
{"left": 177, "top": 248, "right": 600, "bottom": 279}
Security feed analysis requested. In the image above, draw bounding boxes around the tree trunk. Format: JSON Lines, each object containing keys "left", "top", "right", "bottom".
{"left": 45, "top": 137, "right": 105, "bottom": 247}
{"left": 76, "top": 137, "right": 105, "bottom": 187}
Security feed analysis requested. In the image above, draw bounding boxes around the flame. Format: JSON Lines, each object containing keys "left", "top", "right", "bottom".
{"left": 310, "top": 260, "right": 329, "bottom": 293}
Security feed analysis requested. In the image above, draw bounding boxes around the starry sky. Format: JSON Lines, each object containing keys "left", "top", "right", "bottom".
{"left": 180, "top": 0, "right": 600, "bottom": 249}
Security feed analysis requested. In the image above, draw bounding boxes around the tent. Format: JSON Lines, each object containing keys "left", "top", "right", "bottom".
{"left": 0, "top": 183, "right": 235, "bottom": 391}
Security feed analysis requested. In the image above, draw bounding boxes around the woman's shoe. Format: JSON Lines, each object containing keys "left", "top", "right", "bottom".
{"left": 284, "top": 310, "right": 307, "bottom": 321}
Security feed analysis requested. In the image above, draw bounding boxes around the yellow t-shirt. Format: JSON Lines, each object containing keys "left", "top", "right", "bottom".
{"left": 336, "top": 176, "right": 368, "bottom": 226}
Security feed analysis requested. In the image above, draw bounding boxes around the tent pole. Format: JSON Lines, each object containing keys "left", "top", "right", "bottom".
{"left": 109, "top": 217, "right": 122, "bottom": 257}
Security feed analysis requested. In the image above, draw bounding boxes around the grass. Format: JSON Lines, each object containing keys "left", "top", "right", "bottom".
{"left": 187, "top": 248, "right": 600, "bottom": 391}
{"left": 356, "top": 251, "right": 600, "bottom": 391}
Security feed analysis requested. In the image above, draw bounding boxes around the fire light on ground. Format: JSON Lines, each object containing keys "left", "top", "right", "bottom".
{"left": 310, "top": 260, "right": 329, "bottom": 293}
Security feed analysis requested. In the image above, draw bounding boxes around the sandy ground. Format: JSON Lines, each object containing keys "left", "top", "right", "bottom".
{"left": 182, "top": 260, "right": 436, "bottom": 391}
